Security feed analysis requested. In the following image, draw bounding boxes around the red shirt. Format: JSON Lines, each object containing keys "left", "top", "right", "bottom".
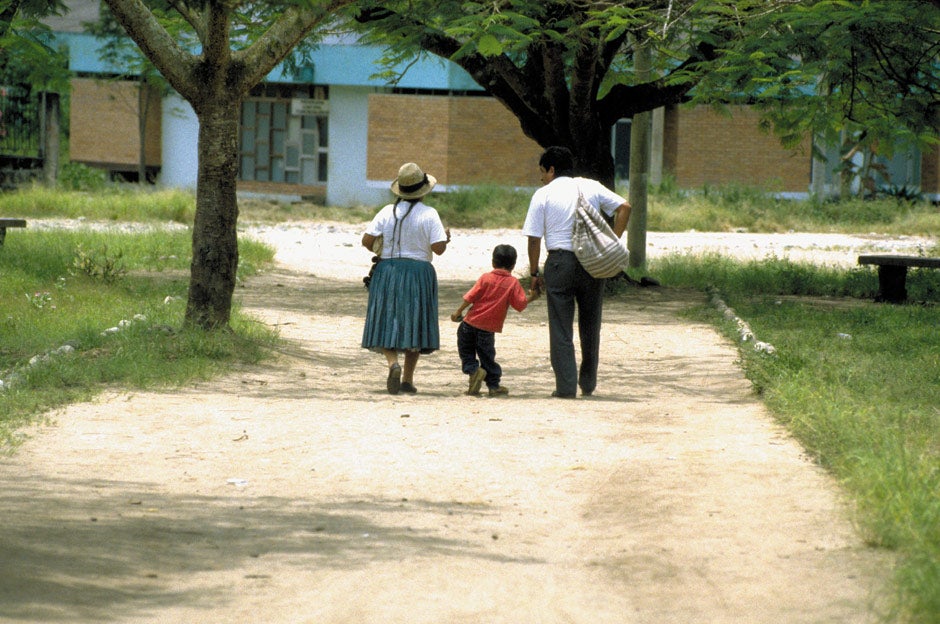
{"left": 462, "top": 269, "right": 529, "bottom": 333}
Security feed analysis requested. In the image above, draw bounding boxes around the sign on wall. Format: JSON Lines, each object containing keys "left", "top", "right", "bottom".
{"left": 291, "top": 98, "right": 329, "bottom": 116}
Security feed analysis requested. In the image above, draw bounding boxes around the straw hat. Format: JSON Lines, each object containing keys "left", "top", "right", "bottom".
{"left": 391, "top": 162, "right": 436, "bottom": 199}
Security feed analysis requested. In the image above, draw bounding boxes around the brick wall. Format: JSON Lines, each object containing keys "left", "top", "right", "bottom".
{"left": 367, "top": 94, "right": 542, "bottom": 187}
{"left": 367, "top": 94, "right": 451, "bottom": 183}
{"left": 665, "top": 105, "right": 811, "bottom": 193}
{"left": 446, "top": 97, "right": 543, "bottom": 185}
{"left": 70, "top": 78, "right": 161, "bottom": 170}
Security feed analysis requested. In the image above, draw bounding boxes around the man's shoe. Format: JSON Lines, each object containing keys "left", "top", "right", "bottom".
{"left": 488, "top": 386, "right": 509, "bottom": 397}
{"left": 551, "top": 390, "right": 576, "bottom": 399}
{"left": 467, "top": 367, "right": 486, "bottom": 395}
{"left": 400, "top": 382, "right": 417, "bottom": 394}
{"left": 387, "top": 363, "right": 402, "bottom": 395}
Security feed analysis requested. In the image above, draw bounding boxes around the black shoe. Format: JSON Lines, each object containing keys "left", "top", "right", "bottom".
{"left": 400, "top": 382, "right": 417, "bottom": 394}
{"left": 551, "top": 391, "right": 576, "bottom": 399}
{"left": 387, "top": 363, "right": 402, "bottom": 395}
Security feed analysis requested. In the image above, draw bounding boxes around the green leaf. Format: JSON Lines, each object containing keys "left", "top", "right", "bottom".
{"left": 476, "top": 33, "right": 503, "bottom": 57}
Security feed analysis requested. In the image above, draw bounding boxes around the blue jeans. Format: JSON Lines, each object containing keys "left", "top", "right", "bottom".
{"left": 544, "top": 249, "right": 604, "bottom": 396}
{"left": 456, "top": 321, "right": 502, "bottom": 389}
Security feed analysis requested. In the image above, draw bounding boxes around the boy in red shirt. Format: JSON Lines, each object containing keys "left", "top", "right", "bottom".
{"left": 451, "top": 244, "right": 539, "bottom": 396}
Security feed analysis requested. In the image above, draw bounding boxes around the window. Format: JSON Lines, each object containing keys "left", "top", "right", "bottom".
{"left": 239, "top": 85, "right": 328, "bottom": 185}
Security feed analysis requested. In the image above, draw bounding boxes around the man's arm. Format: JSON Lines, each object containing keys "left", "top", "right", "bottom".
{"left": 527, "top": 235, "right": 543, "bottom": 292}
{"left": 612, "top": 202, "right": 631, "bottom": 238}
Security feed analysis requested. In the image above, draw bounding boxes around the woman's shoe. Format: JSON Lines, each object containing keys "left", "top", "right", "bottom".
{"left": 387, "top": 363, "right": 402, "bottom": 395}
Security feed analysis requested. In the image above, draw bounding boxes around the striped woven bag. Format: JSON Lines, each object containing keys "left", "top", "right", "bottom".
{"left": 572, "top": 190, "right": 629, "bottom": 278}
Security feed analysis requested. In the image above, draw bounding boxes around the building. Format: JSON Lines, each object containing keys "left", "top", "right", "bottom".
{"left": 44, "top": 1, "right": 939, "bottom": 205}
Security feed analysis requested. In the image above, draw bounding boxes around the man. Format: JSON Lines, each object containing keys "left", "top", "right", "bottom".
{"left": 522, "top": 146, "right": 631, "bottom": 398}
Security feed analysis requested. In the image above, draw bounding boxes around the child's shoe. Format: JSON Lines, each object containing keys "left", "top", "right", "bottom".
{"left": 467, "top": 367, "right": 486, "bottom": 395}
{"left": 488, "top": 386, "right": 509, "bottom": 397}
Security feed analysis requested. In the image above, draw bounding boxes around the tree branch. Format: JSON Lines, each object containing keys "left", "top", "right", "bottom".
{"left": 102, "top": 0, "right": 197, "bottom": 100}
{"left": 165, "top": 0, "right": 205, "bottom": 41}
{"left": 235, "top": 0, "right": 356, "bottom": 93}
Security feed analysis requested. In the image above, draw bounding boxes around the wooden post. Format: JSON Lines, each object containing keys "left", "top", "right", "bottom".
{"left": 627, "top": 40, "right": 651, "bottom": 269}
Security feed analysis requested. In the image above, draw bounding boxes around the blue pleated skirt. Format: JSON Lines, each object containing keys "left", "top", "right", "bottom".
{"left": 362, "top": 258, "right": 440, "bottom": 354}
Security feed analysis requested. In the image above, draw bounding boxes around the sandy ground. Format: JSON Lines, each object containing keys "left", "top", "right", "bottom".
{"left": 1, "top": 222, "right": 920, "bottom": 623}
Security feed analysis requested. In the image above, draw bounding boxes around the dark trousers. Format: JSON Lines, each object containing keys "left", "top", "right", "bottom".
{"left": 456, "top": 321, "right": 501, "bottom": 389}
{"left": 544, "top": 250, "right": 604, "bottom": 396}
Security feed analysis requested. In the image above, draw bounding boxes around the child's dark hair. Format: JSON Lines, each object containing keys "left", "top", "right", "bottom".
{"left": 492, "top": 244, "right": 517, "bottom": 270}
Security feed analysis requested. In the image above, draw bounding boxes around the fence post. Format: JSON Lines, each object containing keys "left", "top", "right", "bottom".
{"left": 42, "top": 91, "right": 60, "bottom": 186}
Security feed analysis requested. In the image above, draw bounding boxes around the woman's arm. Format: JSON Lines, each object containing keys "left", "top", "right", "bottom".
{"left": 430, "top": 228, "right": 451, "bottom": 256}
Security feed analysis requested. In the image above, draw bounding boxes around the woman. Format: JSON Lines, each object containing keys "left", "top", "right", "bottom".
{"left": 361, "top": 162, "right": 450, "bottom": 395}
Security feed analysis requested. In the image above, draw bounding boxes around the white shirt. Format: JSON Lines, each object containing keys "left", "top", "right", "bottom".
{"left": 365, "top": 199, "right": 447, "bottom": 262}
{"left": 522, "top": 176, "right": 626, "bottom": 251}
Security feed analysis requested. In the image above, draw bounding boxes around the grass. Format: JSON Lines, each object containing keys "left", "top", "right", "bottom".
{"left": 633, "top": 256, "right": 939, "bottom": 623}
{"left": 0, "top": 227, "right": 277, "bottom": 447}
{"left": 2, "top": 181, "right": 939, "bottom": 621}
{"left": 4, "top": 178, "right": 938, "bottom": 234}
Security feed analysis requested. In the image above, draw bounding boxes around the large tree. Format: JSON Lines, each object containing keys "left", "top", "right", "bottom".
{"left": 700, "top": 0, "right": 940, "bottom": 198}
{"left": 350, "top": 0, "right": 801, "bottom": 189}
{"left": 102, "top": 0, "right": 354, "bottom": 329}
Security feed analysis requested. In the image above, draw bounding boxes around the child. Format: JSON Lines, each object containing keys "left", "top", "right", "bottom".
{"left": 451, "top": 244, "right": 539, "bottom": 396}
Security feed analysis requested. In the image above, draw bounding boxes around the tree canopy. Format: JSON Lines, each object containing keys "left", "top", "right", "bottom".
{"left": 0, "top": 0, "right": 69, "bottom": 90}
{"left": 349, "top": 0, "right": 805, "bottom": 187}
{"left": 702, "top": 0, "right": 940, "bottom": 156}
{"left": 350, "top": 0, "right": 939, "bottom": 195}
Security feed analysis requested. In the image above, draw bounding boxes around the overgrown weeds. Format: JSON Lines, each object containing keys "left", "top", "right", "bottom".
{"left": 0, "top": 228, "right": 276, "bottom": 448}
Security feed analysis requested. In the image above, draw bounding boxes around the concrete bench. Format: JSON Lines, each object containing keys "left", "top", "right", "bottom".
{"left": 858, "top": 254, "right": 940, "bottom": 303}
{"left": 0, "top": 218, "right": 27, "bottom": 246}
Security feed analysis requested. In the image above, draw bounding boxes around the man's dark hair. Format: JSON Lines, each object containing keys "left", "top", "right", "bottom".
{"left": 539, "top": 146, "right": 574, "bottom": 177}
{"left": 492, "top": 244, "right": 517, "bottom": 270}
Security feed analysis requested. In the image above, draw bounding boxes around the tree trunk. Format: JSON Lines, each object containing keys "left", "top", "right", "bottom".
{"left": 41, "top": 91, "right": 60, "bottom": 186}
{"left": 185, "top": 98, "right": 240, "bottom": 330}
{"left": 570, "top": 128, "right": 617, "bottom": 190}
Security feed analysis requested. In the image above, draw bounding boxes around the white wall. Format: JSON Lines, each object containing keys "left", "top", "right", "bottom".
{"left": 157, "top": 87, "right": 393, "bottom": 207}
{"left": 326, "top": 86, "right": 389, "bottom": 208}
{"left": 159, "top": 95, "right": 198, "bottom": 189}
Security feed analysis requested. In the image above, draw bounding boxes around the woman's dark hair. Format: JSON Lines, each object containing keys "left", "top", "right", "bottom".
{"left": 492, "top": 244, "right": 517, "bottom": 270}
{"left": 539, "top": 146, "right": 574, "bottom": 177}
{"left": 390, "top": 198, "right": 417, "bottom": 257}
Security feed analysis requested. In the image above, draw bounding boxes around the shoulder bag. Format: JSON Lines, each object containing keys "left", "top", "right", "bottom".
{"left": 572, "top": 190, "right": 629, "bottom": 278}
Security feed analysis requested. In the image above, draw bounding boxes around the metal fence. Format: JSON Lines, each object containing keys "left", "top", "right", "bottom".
{"left": 0, "top": 84, "right": 41, "bottom": 159}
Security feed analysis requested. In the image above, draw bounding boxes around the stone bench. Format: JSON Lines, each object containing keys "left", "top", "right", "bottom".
{"left": 0, "top": 218, "right": 27, "bottom": 246}
{"left": 858, "top": 254, "right": 940, "bottom": 303}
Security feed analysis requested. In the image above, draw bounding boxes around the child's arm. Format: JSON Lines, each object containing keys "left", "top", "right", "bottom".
{"left": 526, "top": 288, "right": 541, "bottom": 303}
{"left": 451, "top": 300, "right": 471, "bottom": 322}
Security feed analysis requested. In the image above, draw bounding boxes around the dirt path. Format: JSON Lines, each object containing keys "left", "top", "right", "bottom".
{"left": 0, "top": 224, "right": 897, "bottom": 623}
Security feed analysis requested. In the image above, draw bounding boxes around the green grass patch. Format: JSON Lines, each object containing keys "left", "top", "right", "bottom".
{"left": 0, "top": 227, "right": 277, "bottom": 448}
{"left": 3, "top": 180, "right": 938, "bottom": 235}
{"left": 642, "top": 255, "right": 939, "bottom": 623}
{"left": 1, "top": 184, "right": 197, "bottom": 224}
{"left": 647, "top": 181, "right": 940, "bottom": 235}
